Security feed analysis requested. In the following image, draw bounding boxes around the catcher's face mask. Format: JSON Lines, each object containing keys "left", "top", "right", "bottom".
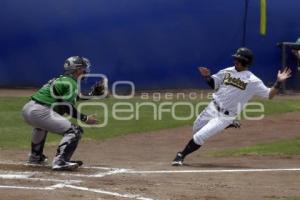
{"left": 78, "top": 68, "right": 90, "bottom": 81}
{"left": 82, "top": 65, "right": 91, "bottom": 74}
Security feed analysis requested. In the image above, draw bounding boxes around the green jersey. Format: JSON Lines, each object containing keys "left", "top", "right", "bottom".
{"left": 32, "top": 75, "right": 78, "bottom": 106}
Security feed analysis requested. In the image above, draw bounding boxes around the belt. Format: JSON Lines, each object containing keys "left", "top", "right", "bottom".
{"left": 31, "top": 97, "right": 50, "bottom": 107}
{"left": 213, "top": 100, "right": 230, "bottom": 116}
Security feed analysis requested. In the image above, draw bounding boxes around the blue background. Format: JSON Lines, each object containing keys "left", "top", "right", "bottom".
{"left": 1, "top": 0, "right": 300, "bottom": 89}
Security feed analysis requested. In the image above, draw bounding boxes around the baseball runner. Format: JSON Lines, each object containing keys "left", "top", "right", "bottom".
{"left": 172, "top": 47, "right": 292, "bottom": 166}
{"left": 22, "top": 56, "right": 106, "bottom": 171}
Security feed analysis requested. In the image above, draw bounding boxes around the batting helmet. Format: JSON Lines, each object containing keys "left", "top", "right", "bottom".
{"left": 64, "top": 56, "right": 91, "bottom": 74}
{"left": 232, "top": 47, "right": 253, "bottom": 66}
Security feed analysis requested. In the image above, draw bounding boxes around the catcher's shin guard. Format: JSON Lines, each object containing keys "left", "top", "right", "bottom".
{"left": 55, "top": 125, "right": 83, "bottom": 162}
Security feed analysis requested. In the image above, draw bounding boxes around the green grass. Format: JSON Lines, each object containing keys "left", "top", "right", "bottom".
{"left": 209, "top": 98, "right": 300, "bottom": 157}
{"left": 279, "top": 197, "right": 300, "bottom": 200}
{"left": 213, "top": 138, "right": 300, "bottom": 157}
{"left": 1, "top": 96, "right": 300, "bottom": 149}
{"left": 246, "top": 98, "right": 300, "bottom": 117}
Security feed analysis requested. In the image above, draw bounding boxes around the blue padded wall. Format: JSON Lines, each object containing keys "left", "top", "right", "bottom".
{"left": 0, "top": 0, "right": 299, "bottom": 89}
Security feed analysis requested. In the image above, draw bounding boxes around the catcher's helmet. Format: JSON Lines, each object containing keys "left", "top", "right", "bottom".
{"left": 64, "top": 56, "right": 91, "bottom": 74}
{"left": 232, "top": 47, "right": 253, "bottom": 66}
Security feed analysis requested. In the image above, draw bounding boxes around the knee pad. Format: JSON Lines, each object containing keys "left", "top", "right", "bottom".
{"left": 64, "top": 124, "right": 83, "bottom": 141}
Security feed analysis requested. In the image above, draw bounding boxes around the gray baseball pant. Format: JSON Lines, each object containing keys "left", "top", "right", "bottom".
{"left": 22, "top": 100, "right": 82, "bottom": 164}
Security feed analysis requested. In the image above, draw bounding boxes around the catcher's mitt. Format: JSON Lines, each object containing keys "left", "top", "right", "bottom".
{"left": 89, "top": 78, "right": 108, "bottom": 96}
{"left": 225, "top": 119, "right": 241, "bottom": 129}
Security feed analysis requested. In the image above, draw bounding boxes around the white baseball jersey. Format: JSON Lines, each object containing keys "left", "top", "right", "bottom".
{"left": 211, "top": 66, "right": 271, "bottom": 115}
{"left": 192, "top": 66, "right": 271, "bottom": 146}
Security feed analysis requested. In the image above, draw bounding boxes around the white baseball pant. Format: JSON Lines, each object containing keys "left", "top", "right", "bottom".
{"left": 192, "top": 101, "right": 235, "bottom": 145}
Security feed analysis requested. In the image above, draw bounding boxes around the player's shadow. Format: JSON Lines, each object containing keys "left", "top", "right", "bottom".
{"left": 183, "top": 163, "right": 251, "bottom": 169}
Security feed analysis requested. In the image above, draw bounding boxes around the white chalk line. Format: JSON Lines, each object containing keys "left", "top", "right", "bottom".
{"left": 0, "top": 185, "right": 56, "bottom": 191}
{"left": 0, "top": 171, "right": 34, "bottom": 179}
{"left": 92, "top": 168, "right": 130, "bottom": 177}
{"left": 64, "top": 185, "right": 155, "bottom": 200}
{"left": 0, "top": 183, "right": 66, "bottom": 190}
{"left": 55, "top": 168, "right": 300, "bottom": 178}
{"left": 0, "top": 169, "right": 130, "bottom": 179}
{"left": 0, "top": 171, "right": 81, "bottom": 184}
{"left": 48, "top": 167, "right": 300, "bottom": 177}
{"left": 2, "top": 161, "right": 300, "bottom": 176}
{"left": 0, "top": 162, "right": 154, "bottom": 200}
{"left": 0, "top": 184, "right": 155, "bottom": 200}
{"left": 3, "top": 161, "right": 300, "bottom": 200}
{"left": 54, "top": 168, "right": 130, "bottom": 178}
{"left": 0, "top": 174, "right": 32, "bottom": 179}
{"left": 124, "top": 168, "right": 300, "bottom": 174}
{"left": 0, "top": 160, "right": 130, "bottom": 178}
{"left": 0, "top": 160, "right": 117, "bottom": 171}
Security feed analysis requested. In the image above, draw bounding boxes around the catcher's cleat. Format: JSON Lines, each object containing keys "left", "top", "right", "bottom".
{"left": 27, "top": 154, "right": 48, "bottom": 165}
{"left": 172, "top": 152, "right": 184, "bottom": 166}
{"left": 69, "top": 160, "right": 83, "bottom": 167}
{"left": 52, "top": 160, "right": 79, "bottom": 171}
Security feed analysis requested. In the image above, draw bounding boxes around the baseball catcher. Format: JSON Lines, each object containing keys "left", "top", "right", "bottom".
{"left": 22, "top": 56, "right": 105, "bottom": 170}
{"left": 172, "top": 47, "right": 292, "bottom": 166}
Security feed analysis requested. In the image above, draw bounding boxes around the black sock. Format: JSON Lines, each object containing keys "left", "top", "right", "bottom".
{"left": 181, "top": 139, "right": 201, "bottom": 158}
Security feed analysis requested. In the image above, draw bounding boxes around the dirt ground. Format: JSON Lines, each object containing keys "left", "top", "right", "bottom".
{"left": 0, "top": 88, "right": 37, "bottom": 97}
{"left": 1, "top": 111, "right": 300, "bottom": 200}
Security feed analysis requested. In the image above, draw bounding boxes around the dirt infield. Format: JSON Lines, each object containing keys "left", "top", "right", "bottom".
{"left": 0, "top": 89, "right": 36, "bottom": 97}
{"left": 1, "top": 112, "right": 300, "bottom": 200}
